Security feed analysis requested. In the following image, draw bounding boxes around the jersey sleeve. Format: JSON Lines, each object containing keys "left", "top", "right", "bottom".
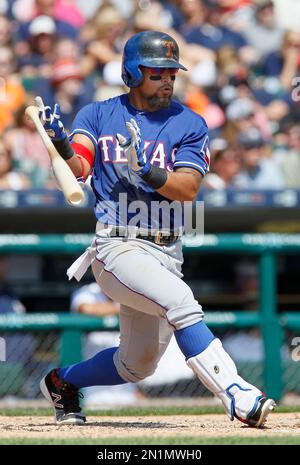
{"left": 173, "top": 118, "right": 210, "bottom": 176}
{"left": 69, "top": 103, "right": 100, "bottom": 155}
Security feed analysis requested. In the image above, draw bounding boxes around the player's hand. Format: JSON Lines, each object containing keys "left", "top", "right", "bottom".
{"left": 35, "top": 96, "right": 66, "bottom": 141}
{"left": 116, "top": 119, "right": 151, "bottom": 176}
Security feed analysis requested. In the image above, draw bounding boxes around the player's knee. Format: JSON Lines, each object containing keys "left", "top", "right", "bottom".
{"left": 114, "top": 349, "right": 158, "bottom": 383}
{"left": 117, "top": 362, "right": 157, "bottom": 383}
{"left": 166, "top": 291, "right": 204, "bottom": 330}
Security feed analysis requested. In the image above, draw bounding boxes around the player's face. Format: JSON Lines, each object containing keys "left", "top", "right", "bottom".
{"left": 138, "top": 66, "right": 178, "bottom": 110}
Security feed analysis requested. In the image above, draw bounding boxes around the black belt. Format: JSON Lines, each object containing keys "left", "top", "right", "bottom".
{"left": 109, "top": 228, "right": 179, "bottom": 246}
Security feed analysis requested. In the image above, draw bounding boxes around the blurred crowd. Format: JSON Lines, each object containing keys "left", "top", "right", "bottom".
{"left": 0, "top": 0, "right": 300, "bottom": 190}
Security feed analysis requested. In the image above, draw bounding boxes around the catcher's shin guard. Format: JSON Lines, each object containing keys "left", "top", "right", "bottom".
{"left": 187, "top": 339, "right": 275, "bottom": 427}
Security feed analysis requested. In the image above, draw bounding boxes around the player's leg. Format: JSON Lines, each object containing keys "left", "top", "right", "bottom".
{"left": 53, "top": 304, "right": 173, "bottom": 388}
{"left": 41, "top": 240, "right": 274, "bottom": 426}
{"left": 178, "top": 336, "right": 275, "bottom": 427}
{"left": 40, "top": 303, "right": 172, "bottom": 424}
{"left": 90, "top": 244, "right": 275, "bottom": 427}
{"left": 114, "top": 304, "right": 174, "bottom": 383}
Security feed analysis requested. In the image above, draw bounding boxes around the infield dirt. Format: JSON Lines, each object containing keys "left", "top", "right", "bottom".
{"left": 0, "top": 413, "right": 299, "bottom": 441}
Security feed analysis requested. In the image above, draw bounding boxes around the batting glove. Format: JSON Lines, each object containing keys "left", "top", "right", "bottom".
{"left": 35, "top": 96, "right": 66, "bottom": 141}
{"left": 116, "top": 119, "right": 151, "bottom": 176}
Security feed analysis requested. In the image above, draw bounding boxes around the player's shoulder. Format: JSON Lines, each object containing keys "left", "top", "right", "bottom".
{"left": 95, "top": 94, "right": 125, "bottom": 108}
{"left": 171, "top": 100, "right": 208, "bottom": 131}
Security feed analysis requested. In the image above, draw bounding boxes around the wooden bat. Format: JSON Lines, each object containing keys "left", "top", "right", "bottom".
{"left": 25, "top": 105, "right": 85, "bottom": 205}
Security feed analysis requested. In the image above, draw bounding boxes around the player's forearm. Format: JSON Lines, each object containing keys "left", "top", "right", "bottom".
{"left": 51, "top": 137, "right": 91, "bottom": 179}
{"left": 157, "top": 171, "right": 201, "bottom": 202}
{"left": 65, "top": 154, "right": 82, "bottom": 178}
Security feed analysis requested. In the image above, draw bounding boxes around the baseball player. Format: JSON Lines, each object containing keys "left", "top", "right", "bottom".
{"left": 37, "top": 31, "right": 275, "bottom": 426}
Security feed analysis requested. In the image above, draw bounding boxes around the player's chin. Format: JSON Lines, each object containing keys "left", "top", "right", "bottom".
{"left": 148, "top": 95, "right": 172, "bottom": 109}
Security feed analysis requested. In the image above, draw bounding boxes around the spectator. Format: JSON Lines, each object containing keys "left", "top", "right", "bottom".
{"left": 216, "top": 45, "right": 249, "bottom": 89}
{"left": 53, "top": 36, "right": 81, "bottom": 62}
{"left": 0, "top": 15, "right": 12, "bottom": 47}
{"left": 184, "top": 60, "right": 225, "bottom": 131}
{"left": 1, "top": 0, "right": 298, "bottom": 197}
{"left": 223, "top": 97, "right": 261, "bottom": 145}
{"left": 216, "top": 48, "right": 290, "bottom": 127}
{"left": 81, "top": 4, "right": 128, "bottom": 77}
{"left": 93, "top": 60, "right": 126, "bottom": 102}
{"left": 14, "top": 0, "right": 78, "bottom": 54}
{"left": 4, "top": 102, "right": 52, "bottom": 188}
{"left": 243, "top": 0, "right": 283, "bottom": 61}
{"left": 178, "top": 0, "right": 207, "bottom": 29}
{"left": 273, "top": 0, "right": 300, "bottom": 33}
{"left": 18, "top": 15, "right": 57, "bottom": 81}
{"left": 218, "top": 0, "right": 254, "bottom": 32}
{"left": 180, "top": 0, "right": 253, "bottom": 64}
{"left": 54, "top": 0, "right": 85, "bottom": 28}
{"left": 34, "top": 58, "right": 95, "bottom": 130}
{"left": 71, "top": 282, "right": 138, "bottom": 406}
{"left": 35, "top": 0, "right": 56, "bottom": 17}
{"left": 202, "top": 143, "right": 241, "bottom": 189}
{"left": 0, "top": 46, "right": 26, "bottom": 132}
{"left": 0, "top": 0, "right": 7, "bottom": 15}
{"left": 280, "top": 124, "right": 300, "bottom": 189}
{"left": 0, "top": 136, "right": 31, "bottom": 190}
{"left": 263, "top": 30, "right": 300, "bottom": 91}
{"left": 0, "top": 256, "right": 26, "bottom": 317}
{"left": 233, "top": 128, "right": 284, "bottom": 189}
{"left": 158, "top": 0, "right": 186, "bottom": 30}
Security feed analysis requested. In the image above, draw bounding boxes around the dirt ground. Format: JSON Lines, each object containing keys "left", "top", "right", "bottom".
{"left": 0, "top": 413, "right": 299, "bottom": 440}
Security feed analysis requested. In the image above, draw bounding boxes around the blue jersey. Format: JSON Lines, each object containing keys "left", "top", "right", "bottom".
{"left": 70, "top": 93, "right": 210, "bottom": 229}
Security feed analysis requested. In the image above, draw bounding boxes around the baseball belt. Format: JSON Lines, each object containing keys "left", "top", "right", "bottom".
{"left": 109, "top": 227, "right": 179, "bottom": 246}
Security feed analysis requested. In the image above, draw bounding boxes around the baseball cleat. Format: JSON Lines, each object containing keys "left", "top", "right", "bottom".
{"left": 236, "top": 396, "right": 276, "bottom": 428}
{"left": 40, "top": 368, "right": 86, "bottom": 425}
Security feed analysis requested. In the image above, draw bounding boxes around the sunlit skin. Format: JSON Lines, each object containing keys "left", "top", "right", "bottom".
{"left": 128, "top": 66, "right": 178, "bottom": 112}
{"left": 69, "top": 66, "right": 202, "bottom": 201}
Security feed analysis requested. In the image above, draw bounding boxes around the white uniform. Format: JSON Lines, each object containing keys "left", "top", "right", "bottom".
{"left": 68, "top": 225, "right": 203, "bottom": 383}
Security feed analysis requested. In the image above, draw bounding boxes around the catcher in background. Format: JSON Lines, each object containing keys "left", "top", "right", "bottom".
{"left": 36, "top": 30, "right": 275, "bottom": 427}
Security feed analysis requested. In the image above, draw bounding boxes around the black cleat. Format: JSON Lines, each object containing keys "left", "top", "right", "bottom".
{"left": 236, "top": 396, "right": 276, "bottom": 428}
{"left": 40, "top": 369, "right": 86, "bottom": 425}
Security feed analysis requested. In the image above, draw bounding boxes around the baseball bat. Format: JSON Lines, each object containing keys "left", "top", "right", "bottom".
{"left": 25, "top": 105, "right": 85, "bottom": 205}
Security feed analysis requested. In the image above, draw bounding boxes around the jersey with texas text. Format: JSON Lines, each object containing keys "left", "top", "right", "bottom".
{"left": 70, "top": 93, "right": 210, "bottom": 231}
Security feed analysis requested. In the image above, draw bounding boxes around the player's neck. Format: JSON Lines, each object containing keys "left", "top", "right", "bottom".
{"left": 127, "top": 92, "right": 154, "bottom": 112}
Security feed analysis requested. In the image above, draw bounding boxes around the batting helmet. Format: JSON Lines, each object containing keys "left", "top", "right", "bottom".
{"left": 122, "top": 31, "right": 187, "bottom": 88}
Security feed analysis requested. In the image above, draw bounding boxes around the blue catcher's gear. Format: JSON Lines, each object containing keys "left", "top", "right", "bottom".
{"left": 122, "top": 30, "right": 187, "bottom": 88}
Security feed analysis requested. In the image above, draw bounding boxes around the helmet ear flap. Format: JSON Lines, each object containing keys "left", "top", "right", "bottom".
{"left": 122, "top": 63, "right": 143, "bottom": 88}
{"left": 121, "top": 63, "right": 131, "bottom": 87}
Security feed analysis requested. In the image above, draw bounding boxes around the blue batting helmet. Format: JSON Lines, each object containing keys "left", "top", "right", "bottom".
{"left": 122, "top": 31, "right": 187, "bottom": 88}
